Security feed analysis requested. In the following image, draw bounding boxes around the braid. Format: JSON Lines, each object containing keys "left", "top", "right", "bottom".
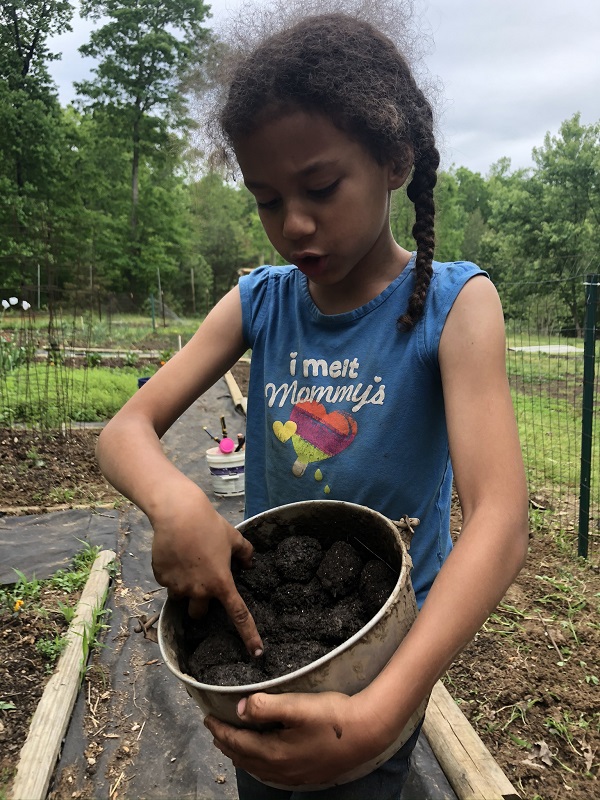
{"left": 397, "top": 142, "right": 440, "bottom": 331}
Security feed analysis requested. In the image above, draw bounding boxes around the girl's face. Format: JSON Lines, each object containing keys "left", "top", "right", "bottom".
{"left": 234, "top": 111, "right": 411, "bottom": 312}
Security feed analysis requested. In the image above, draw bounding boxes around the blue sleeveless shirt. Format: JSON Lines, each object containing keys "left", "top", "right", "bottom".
{"left": 239, "top": 256, "right": 486, "bottom": 606}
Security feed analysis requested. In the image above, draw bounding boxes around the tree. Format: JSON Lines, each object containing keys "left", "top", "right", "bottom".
{"left": 76, "top": 0, "right": 212, "bottom": 291}
{"left": 482, "top": 116, "right": 600, "bottom": 332}
{"left": 531, "top": 114, "right": 600, "bottom": 265}
{"left": 190, "top": 173, "right": 249, "bottom": 304}
{"left": 0, "top": 1, "right": 74, "bottom": 290}
{"left": 433, "top": 171, "right": 465, "bottom": 263}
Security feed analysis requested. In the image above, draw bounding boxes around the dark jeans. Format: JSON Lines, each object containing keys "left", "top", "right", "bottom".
{"left": 235, "top": 721, "right": 423, "bottom": 799}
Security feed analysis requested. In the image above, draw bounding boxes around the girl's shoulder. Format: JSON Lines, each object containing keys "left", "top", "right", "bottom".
{"left": 238, "top": 265, "right": 301, "bottom": 339}
{"left": 431, "top": 258, "right": 487, "bottom": 283}
{"left": 428, "top": 259, "right": 489, "bottom": 309}
{"left": 417, "top": 259, "right": 489, "bottom": 359}
{"left": 240, "top": 264, "right": 297, "bottom": 288}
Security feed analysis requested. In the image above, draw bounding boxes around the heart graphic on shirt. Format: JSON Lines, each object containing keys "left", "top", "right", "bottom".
{"left": 273, "top": 420, "right": 297, "bottom": 442}
{"left": 289, "top": 401, "right": 357, "bottom": 476}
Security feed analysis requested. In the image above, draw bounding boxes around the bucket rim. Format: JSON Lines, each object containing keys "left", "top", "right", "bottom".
{"left": 158, "top": 499, "right": 412, "bottom": 694}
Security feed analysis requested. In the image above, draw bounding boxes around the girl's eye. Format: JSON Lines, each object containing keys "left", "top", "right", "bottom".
{"left": 309, "top": 180, "right": 340, "bottom": 199}
{"left": 256, "top": 198, "right": 281, "bottom": 210}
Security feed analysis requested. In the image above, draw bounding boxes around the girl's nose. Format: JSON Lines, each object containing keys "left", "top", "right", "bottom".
{"left": 282, "top": 203, "right": 316, "bottom": 240}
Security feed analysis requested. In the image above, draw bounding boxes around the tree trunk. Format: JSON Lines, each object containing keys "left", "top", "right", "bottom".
{"left": 131, "top": 108, "right": 141, "bottom": 234}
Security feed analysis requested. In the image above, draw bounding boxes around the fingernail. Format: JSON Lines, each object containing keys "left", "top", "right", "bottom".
{"left": 237, "top": 697, "right": 247, "bottom": 717}
{"left": 253, "top": 648, "right": 263, "bottom": 658}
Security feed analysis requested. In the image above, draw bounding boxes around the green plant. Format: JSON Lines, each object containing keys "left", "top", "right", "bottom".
{"left": 0, "top": 569, "right": 42, "bottom": 611}
{"left": 48, "top": 487, "right": 75, "bottom": 503}
{"left": 0, "top": 701, "right": 16, "bottom": 711}
{"left": 0, "top": 766, "right": 16, "bottom": 799}
{"left": 36, "top": 634, "right": 68, "bottom": 667}
{"left": 0, "top": 334, "right": 33, "bottom": 372}
{"left": 57, "top": 601, "right": 76, "bottom": 624}
{"left": 47, "top": 345, "right": 64, "bottom": 366}
{"left": 85, "top": 351, "right": 103, "bottom": 368}
{"left": 25, "top": 447, "right": 45, "bottom": 468}
{"left": 78, "top": 607, "right": 112, "bottom": 680}
{"left": 499, "top": 697, "right": 541, "bottom": 730}
{"left": 507, "top": 733, "right": 531, "bottom": 749}
{"left": 529, "top": 506, "right": 551, "bottom": 533}
{"left": 51, "top": 543, "right": 101, "bottom": 593}
{"left": 1, "top": 363, "right": 148, "bottom": 424}
{"left": 124, "top": 350, "right": 138, "bottom": 367}
{"left": 72, "top": 541, "right": 102, "bottom": 570}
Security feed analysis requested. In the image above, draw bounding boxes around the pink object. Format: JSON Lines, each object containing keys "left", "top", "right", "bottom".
{"left": 218, "top": 437, "right": 235, "bottom": 454}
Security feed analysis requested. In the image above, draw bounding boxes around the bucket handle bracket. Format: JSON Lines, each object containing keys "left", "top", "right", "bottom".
{"left": 392, "top": 516, "right": 420, "bottom": 550}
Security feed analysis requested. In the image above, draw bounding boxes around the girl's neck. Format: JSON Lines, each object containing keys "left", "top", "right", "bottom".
{"left": 307, "top": 243, "right": 413, "bottom": 315}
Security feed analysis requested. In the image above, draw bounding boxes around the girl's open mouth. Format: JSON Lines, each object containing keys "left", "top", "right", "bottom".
{"left": 295, "top": 254, "right": 329, "bottom": 278}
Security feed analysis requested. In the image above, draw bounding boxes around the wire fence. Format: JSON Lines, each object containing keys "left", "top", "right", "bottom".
{"left": 500, "top": 274, "right": 599, "bottom": 561}
{"left": 2, "top": 274, "right": 599, "bottom": 560}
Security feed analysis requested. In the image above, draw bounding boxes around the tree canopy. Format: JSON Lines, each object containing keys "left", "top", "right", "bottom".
{"left": 0, "top": 3, "right": 597, "bottom": 328}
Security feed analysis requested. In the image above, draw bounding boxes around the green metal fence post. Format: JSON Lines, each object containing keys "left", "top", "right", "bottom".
{"left": 578, "top": 274, "right": 599, "bottom": 558}
{"left": 150, "top": 293, "right": 156, "bottom": 333}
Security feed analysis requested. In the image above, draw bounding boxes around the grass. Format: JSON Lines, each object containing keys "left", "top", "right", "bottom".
{"left": 506, "top": 335, "right": 599, "bottom": 554}
{"left": 0, "top": 363, "right": 156, "bottom": 424}
{"left": 512, "top": 391, "right": 585, "bottom": 490}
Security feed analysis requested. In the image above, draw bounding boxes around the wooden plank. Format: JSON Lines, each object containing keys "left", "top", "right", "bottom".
{"left": 423, "top": 681, "right": 521, "bottom": 800}
{"left": 224, "top": 369, "right": 247, "bottom": 415}
{"left": 0, "top": 501, "right": 116, "bottom": 517}
{"left": 10, "top": 549, "right": 116, "bottom": 800}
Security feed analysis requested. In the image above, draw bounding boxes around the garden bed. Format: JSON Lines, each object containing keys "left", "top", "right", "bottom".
{"left": 0, "top": 429, "right": 119, "bottom": 513}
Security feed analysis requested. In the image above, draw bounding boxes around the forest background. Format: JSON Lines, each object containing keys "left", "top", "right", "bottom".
{"left": 1, "top": 0, "right": 599, "bottom": 332}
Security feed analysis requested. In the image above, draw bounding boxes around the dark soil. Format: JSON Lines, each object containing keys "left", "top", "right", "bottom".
{"left": 1, "top": 359, "right": 599, "bottom": 800}
{"left": 0, "top": 587, "right": 77, "bottom": 786}
{"left": 0, "top": 428, "right": 120, "bottom": 512}
{"left": 179, "top": 534, "right": 397, "bottom": 685}
{"left": 446, "top": 521, "right": 600, "bottom": 800}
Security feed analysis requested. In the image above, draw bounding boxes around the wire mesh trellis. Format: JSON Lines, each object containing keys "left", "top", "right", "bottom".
{"left": 500, "top": 274, "right": 599, "bottom": 561}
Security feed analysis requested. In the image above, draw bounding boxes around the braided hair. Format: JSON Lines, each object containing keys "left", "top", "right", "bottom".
{"left": 218, "top": 13, "right": 440, "bottom": 330}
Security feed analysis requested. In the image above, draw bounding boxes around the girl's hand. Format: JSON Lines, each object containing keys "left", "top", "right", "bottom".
{"left": 204, "top": 691, "right": 387, "bottom": 787}
{"left": 150, "top": 488, "right": 263, "bottom": 657}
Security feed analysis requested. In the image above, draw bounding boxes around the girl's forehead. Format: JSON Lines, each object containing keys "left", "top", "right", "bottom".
{"left": 234, "top": 111, "right": 371, "bottom": 181}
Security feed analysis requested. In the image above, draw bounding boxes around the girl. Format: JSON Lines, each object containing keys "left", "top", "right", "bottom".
{"left": 96, "top": 11, "right": 529, "bottom": 799}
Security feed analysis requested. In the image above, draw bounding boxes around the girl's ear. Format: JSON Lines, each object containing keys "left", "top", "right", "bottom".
{"left": 388, "top": 146, "right": 414, "bottom": 190}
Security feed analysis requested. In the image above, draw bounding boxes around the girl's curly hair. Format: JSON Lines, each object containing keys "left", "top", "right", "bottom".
{"left": 218, "top": 12, "right": 439, "bottom": 330}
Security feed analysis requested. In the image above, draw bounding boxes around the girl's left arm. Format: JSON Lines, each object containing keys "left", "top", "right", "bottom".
{"left": 205, "top": 275, "right": 529, "bottom": 785}
{"left": 357, "top": 273, "right": 530, "bottom": 737}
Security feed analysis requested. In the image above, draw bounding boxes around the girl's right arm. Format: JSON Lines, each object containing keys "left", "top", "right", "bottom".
{"left": 96, "top": 287, "right": 263, "bottom": 656}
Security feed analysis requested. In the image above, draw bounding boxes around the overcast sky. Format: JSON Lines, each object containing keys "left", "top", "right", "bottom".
{"left": 47, "top": 0, "right": 599, "bottom": 175}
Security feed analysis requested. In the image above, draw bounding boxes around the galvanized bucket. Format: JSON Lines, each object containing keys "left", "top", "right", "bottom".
{"left": 158, "top": 499, "right": 427, "bottom": 790}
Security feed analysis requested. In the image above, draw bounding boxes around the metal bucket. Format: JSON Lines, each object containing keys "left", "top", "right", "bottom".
{"left": 158, "top": 499, "right": 427, "bottom": 790}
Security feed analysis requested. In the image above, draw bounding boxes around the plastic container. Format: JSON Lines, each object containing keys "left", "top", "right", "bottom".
{"left": 158, "top": 499, "right": 426, "bottom": 790}
{"left": 205, "top": 446, "right": 245, "bottom": 497}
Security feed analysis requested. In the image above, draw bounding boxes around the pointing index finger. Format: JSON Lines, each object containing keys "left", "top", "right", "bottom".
{"left": 221, "top": 581, "right": 264, "bottom": 657}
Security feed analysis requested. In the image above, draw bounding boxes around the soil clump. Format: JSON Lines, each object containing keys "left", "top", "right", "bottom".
{"left": 178, "top": 532, "right": 398, "bottom": 685}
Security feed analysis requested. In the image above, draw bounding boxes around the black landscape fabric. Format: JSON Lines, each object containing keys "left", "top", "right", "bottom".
{"left": 6, "top": 379, "right": 454, "bottom": 799}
